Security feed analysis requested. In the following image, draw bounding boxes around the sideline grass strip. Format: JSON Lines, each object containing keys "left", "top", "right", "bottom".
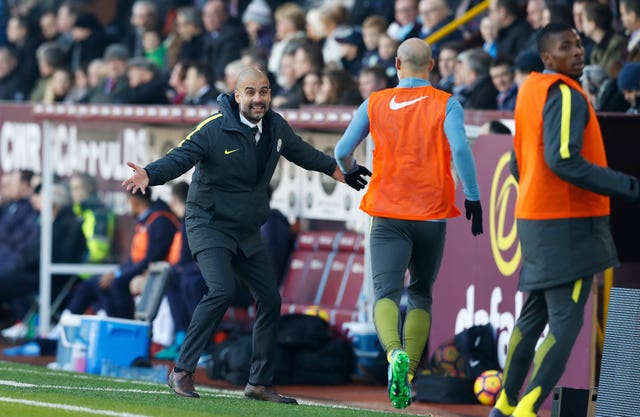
{"left": 0, "top": 362, "right": 425, "bottom": 417}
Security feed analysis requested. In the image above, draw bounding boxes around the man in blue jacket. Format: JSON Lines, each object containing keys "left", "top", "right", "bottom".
{"left": 65, "top": 189, "right": 178, "bottom": 319}
{"left": 122, "top": 67, "right": 343, "bottom": 403}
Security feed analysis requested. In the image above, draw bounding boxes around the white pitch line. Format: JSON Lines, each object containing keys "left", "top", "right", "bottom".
{"left": 0, "top": 379, "right": 169, "bottom": 395}
{"left": 0, "top": 396, "right": 154, "bottom": 417}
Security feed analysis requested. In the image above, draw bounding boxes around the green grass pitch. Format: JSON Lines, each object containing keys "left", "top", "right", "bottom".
{"left": 0, "top": 361, "right": 423, "bottom": 417}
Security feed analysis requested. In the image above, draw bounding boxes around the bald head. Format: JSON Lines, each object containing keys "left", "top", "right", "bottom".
{"left": 396, "top": 38, "right": 433, "bottom": 79}
{"left": 236, "top": 67, "right": 269, "bottom": 90}
{"left": 235, "top": 67, "right": 271, "bottom": 123}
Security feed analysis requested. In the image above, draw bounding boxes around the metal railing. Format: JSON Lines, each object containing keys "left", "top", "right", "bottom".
{"left": 425, "top": 0, "right": 489, "bottom": 45}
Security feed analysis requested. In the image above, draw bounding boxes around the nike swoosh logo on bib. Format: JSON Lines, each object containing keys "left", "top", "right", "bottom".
{"left": 224, "top": 149, "right": 239, "bottom": 155}
{"left": 389, "top": 95, "right": 429, "bottom": 110}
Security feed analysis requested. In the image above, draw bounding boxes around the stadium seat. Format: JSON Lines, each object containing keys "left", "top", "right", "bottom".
{"left": 295, "top": 230, "right": 339, "bottom": 251}
{"left": 280, "top": 230, "right": 366, "bottom": 330}
{"left": 281, "top": 250, "right": 333, "bottom": 305}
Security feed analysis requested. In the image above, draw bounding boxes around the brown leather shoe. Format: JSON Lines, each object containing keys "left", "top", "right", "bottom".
{"left": 244, "top": 383, "right": 298, "bottom": 404}
{"left": 167, "top": 369, "right": 199, "bottom": 398}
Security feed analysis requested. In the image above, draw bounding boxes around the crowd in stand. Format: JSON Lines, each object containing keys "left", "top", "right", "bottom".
{"left": 1, "top": 0, "right": 640, "bottom": 111}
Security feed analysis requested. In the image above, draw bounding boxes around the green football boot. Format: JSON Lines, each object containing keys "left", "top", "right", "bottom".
{"left": 387, "top": 349, "right": 411, "bottom": 408}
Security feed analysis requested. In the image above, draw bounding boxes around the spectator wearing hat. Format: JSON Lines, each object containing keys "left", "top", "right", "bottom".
{"left": 336, "top": 28, "right": 365, "bottom": 78}
{"left": 242, "top": 0, "right": 275, "bottom": 56}
{"left": 617, "top": 62, "right": 640, "bottom": 113}
{"left": 69, "top": 13, "right": 111, "bottom": 72}
{"left": 113, "top": 57, "right": 169, "bottom": 104}
{"left": 86, "top": 43, "right": 130, "bottom": 103}
{"left": 513, "top": 50, "right": 543, "bottom": 88}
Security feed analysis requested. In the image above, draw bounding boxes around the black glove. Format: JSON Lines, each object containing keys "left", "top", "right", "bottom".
{"left": 465, "top": 199, "right": 483, "bottom": 236}
{"left": 345, "top": 165, "right": 372, "bottom": 191}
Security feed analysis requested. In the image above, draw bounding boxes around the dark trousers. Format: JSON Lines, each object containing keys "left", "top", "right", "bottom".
{"left": 166, "top": 269, "right": 207, "bottom": 333}
{"left": 369, "top": 217, "right": 446, "bottom": 374}
{"left": 175, "top": 246, "right": 281, "bottom": 386}
{"left": 370, "top": 217, "right": 446, "bottom": 311}
{"left": 501, "top": 276, "right": 593, "bottom": 413}
{"left": 67, "top": 274, "right": 134, "bottom": 319}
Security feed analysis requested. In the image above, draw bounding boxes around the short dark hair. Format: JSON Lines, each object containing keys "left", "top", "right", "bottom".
{"left": 19, "top": 169, "right": 35, "bottom": 185}
{"left": 188, "top": 62, "right": 215, "bottom": 86}
{"left": 171, "top": 181, "right": 189, "bottom": 204}
{"left": 537, "top": 22, "right": 575, "bottom": 54}
{"left": 495, "top": 0, "right": 520, "bottom": 17}
{"left": 490, "top": 56, "right": 515, "bottom": 71}
{"left": 544, "top": 3, "right": 573, "bottom": 27}
{"left": 71, "top": 171, "right": 98, "bottom": 194}
{"left": 584, "top": 2, "right": 613, "bottom": 32}
{"left": 439, "top": 40, "right": 464, "bottom": 55}
{"left": 487, "top": 120, "right": 512, "bottom": 135}
{"left": 620, "top": 0, "right": 640, "bottom": 15}
{"left": 129, "top": 188, "right": 152, "bottom": 203}
{"left": 360, "top": 65, "right": 389, "bottom": 84}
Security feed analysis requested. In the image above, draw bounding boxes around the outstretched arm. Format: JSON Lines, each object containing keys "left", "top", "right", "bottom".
{"left": 335, "top": 100, "right": 370, "bottom": 173}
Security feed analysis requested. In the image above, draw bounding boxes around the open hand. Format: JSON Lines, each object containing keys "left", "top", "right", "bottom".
{"left": 121, "top": 161, "right": 149, "bottom": 194}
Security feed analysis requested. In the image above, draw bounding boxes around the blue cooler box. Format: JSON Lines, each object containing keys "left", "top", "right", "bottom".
{"left": 343, "top": 322, "right": 382, "bottom": 375}
{"left": 79, "top": 316, "right": 150, "bottom": 374}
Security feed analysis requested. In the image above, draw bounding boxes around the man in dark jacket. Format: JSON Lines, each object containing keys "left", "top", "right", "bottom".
{"left": 0, "top": 44, "right": 30, "bottom": 101}
{"left": 123, "top": 67, "right": 344, "bottom": 403}
{"left": 0, "top": 170, "right": 37, "bottom": 275}
{"left": 489, "top": 0, "right": 533, "bottom": 59}
{"left": 455, "top": 47, "right": 499, "bottom": 110}
{"left": 202, "top": 0, "right": 250, "bottom": 82}
{"left": 113, "top": 57, "right": 169, "bottom": 105}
